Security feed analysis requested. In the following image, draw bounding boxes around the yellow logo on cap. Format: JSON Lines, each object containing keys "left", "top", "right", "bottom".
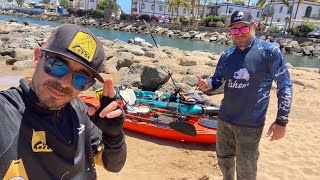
{"left": 32, "top": 130, "right": 52, "bottom": 152}
{"left": 4, "top": 159, "right": 29, "bottom": 180}
{"left": 68, "top": 32, "right": 97, "bottom": 62}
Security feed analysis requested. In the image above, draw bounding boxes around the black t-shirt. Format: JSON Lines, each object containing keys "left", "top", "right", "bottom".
{"left": 0, "top": 78, "right": 126, "bottom": 179}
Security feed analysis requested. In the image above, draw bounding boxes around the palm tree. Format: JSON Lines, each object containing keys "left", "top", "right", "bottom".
{"left": 152, "top": 0, "right": 156, "bottom": 16}
{"left": 257, "top": 0, "right": 289, "bottom": 27}
{"left": 293, "top": 0, "right": 304, "bottom": 19}
{"left": 196, "top": 0, "right": 203, "bottom": 24}
{"left": 104, "top": 0, "right": 116, "bottom": 22}
{"left": 172, "top": 0, "right": 190, "bottom": 21}
{"left": 165, "top": 0, "right": 175, "bottom": 20}
{"left": 190, "top": 0, "right": 196, "bottom": 21}
{"left": 287, "top": 0, "right": 295, "bottom": 29}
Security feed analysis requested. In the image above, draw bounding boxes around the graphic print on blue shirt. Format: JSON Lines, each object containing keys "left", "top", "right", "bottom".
{"left": 210, "top": 37, "right": 292, "bottom": 127}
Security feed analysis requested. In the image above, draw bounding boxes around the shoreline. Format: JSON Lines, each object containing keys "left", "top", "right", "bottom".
{"left": 1, "top": 9, "right": 320, "bottom": 60}
{"left": 0, "top": 19, "right": 320, "bottom": 179}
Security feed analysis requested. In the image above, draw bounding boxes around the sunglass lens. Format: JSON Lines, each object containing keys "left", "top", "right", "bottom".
{"left": 44, "top": 55, "right": 93, "bottom": 91}
{"left": 241, "top": 27, "right": 250, "bottom": 34}
{"left": 231, "top": 29, "right": 239, "bottom": 35}
{"left": 44, "top": 58, "right": 69, "bottom": 78}
{"left": 72, "top": 74, "right": 92, "bottom": 91}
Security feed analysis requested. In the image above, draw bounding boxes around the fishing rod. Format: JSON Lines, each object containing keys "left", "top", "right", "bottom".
{"left": 142, "top": 19, "right": 179, "bottom": 91}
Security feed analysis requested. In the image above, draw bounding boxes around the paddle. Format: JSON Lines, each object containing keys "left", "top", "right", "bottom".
{"left": 126, "top": 114, "right": 197, "bottom": 137}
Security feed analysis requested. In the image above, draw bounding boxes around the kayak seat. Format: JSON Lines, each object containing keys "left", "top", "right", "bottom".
{"left": 120, "top": 88, "right": 150, "bottom": 114}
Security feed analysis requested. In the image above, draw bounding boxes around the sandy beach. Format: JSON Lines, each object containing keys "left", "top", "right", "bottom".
{"left": 1, "top": 60, "right": 319, "bottom": 180}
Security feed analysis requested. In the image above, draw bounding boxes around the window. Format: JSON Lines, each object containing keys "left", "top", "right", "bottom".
{"left": 142, "top": 3, "right": 145, "bottom": 9}
{"left": 256, "top": 11, "right": 260, "bottom": 18}
{"left": 151, "top": 4, "right": 154, "bottom": 10}
{"left": 279, "top": 6, "right": 283, "bottom": 13}
{"left": 159, "top": 5, "right": 163, "bottom": 11}
{"left": 305, "top": 6, "right": 312, "bottom": 17}
{"left": 183, "top": 8, "right": 186, "bottom": 14}
{"left": 229, "top": 8, "right": 233, "bottom": 14}
{"left": 90, "top": 0, "right": 94, "bottom": 2}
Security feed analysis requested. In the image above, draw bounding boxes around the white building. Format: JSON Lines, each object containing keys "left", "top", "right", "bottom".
{"left": 205, "top": 2, "right": 262, "bottom": 26}
{"left": 70, "top": 0, "right": 98, "bottom": 10}
{"left": 266, "top": 0, "right": 320, "bottom": 28}
{"left": 132, "top": 0, "right": 203, "bottom": 20}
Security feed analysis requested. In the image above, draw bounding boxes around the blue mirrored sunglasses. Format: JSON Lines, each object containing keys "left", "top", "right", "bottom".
{"left": 42, "top": 51, "right": 95, "bottom": 91}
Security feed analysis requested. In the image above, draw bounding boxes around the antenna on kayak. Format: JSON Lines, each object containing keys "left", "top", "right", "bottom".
{"left": 142, "top": 19, "right": 179, "bottom": 91}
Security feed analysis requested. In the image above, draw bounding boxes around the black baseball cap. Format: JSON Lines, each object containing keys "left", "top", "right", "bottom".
{"left": 229, "top": 10, "right": 254, "bottom": 27}
{"left": 41, "top": 24, "right": 105, "bottom": 83}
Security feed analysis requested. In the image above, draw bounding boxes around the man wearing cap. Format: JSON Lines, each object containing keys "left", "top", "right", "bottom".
{"left": 197, "top": 10, "right": 292, "bottom": 179}
{"left": 0, "top": 24, "right": 126, "bottom": 179}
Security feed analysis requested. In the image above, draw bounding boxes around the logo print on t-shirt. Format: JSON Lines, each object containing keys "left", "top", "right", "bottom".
{"left": 4, "top": 159, "right": 29, "bottom": 180}
{"left": 234, "top": 68, "right": 250, "bottom": 81}
{"left": 228, "top": 68, "right": 250, "bottom": 89}
{"left": 77, "top": 124, "right": 85, "bottom": 135}
{"left": 32, "top": 130, "right": 52, "bottom": 152}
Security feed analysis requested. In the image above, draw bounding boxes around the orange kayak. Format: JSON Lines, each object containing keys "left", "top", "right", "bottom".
{"left": 80, "top": 96, "right": 217, "bottom": 144}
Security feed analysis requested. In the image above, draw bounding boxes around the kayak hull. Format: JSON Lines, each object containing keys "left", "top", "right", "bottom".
{"left": 80, "top": 96, "right": 217, "bottom": 144}
{"left": 124, "top": 117, "right": 216, "bottom": 143}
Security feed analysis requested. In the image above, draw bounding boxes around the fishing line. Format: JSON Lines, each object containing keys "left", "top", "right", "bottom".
{"left": 142, "top": 19, "right": 179, "bottom": 90}
{"left": 193, "top": 64, "right": 211, "bottom": 93}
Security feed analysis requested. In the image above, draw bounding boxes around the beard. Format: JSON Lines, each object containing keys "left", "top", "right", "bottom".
{"left": 234, "top": 35, "right": 254, "bottom": 50}
{"left": 37, "top": 80, "right": 74, "bottom": 110}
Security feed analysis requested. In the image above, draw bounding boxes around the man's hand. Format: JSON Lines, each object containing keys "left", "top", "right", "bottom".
{"left": 196, "top": 75, "right": 210, "bottom": 92}
{"left": 266, "top": 122, "right": 286, "bottom": 141}
{"left": 89, "top": 78, "right": 125, "bottom": 138}
{"left": 98, "top": 78, "right": 122, "bottom": 119}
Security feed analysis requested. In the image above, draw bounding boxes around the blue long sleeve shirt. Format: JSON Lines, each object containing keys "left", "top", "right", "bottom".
{"left": 208, "top": 37, "right": 292, "bottom": 128}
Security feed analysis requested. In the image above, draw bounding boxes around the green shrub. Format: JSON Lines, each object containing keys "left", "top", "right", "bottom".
{"left": 180, "top": 16, "right": 189, "bottom": 25}
{"left": 75, "top": 9, "right": 86, "bottom": 16}
{"left": 91, "top": 9, "right": 104, "bottom": 18}
{"left": 203, "top": 15, "right": 213, "bottom": 23}
{"left": 267, "top": 26, "right": 281, "bottom": 33}
{"left": 217, "top": 21, "right": 225, "bottom": 28}
{"left": 202, "top": 15, "right": 221, "bottom": 26}
{"left": 211, "top": 16, "right": 221, "bottom": 22}
{"left": 292, "top": 23, "right": 318, "bottom": 37}
{"left": 120, "top": 14, "right": 130, "bottom": 20}
{"left": 139, "top": 14, "right": 151, "bottom": 22}
{"left": 174, "top": 21, "right": 181, "bottom": 25}
{"left": 208, "top": 21, "right": 218, "bottom": 27}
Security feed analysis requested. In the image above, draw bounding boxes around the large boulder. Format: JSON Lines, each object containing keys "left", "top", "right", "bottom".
{"left": 140, "top": 66, "right": 170, "bottom": 91}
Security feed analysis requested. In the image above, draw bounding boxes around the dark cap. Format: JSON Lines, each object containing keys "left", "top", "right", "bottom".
{"left": 229, "top": 10, "right": 254, "bottom": 27}
{"left": 41, "top": 24, "right": 105, "bottom": 83}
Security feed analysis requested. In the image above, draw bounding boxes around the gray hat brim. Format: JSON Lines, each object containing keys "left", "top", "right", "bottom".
{"left": 229, "top": 21, "right": 253, "bottom": 27}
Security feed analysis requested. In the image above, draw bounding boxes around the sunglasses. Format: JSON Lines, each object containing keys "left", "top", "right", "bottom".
{"left": 42, "top": 51, "right": 95, "bottom": 91}
{"left": 230, "top": 26, "right": 251, "bottom": 35}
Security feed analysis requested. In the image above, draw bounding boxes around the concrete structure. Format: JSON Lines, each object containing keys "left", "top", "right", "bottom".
{"left": 266, "top": 0, "right": 320, "bottom": 28}
{"left": 70, "top": 0, "right": 98, "bottom": 10}
{"left": 205, "top": 2, "right": 262, "bottom": 27}
{"left": 131, "top": 0, "right": 203, "bottom": 20}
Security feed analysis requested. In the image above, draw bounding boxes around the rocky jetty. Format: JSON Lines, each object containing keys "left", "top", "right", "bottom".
{"left": 1, "top": 10, "right": 320, "bottom": 58}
